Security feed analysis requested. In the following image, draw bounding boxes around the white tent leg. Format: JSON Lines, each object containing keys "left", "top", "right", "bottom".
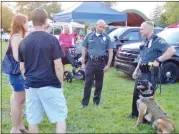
{"left": 53, "top": 21, "right": 55, "bottom": 35}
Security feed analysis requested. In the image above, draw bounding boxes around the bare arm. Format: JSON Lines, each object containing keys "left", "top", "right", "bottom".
{"left": 20, "top": 62, "right": 25, "bottom": 79}
{"left": 107, "top": 49, "right": 113, "bottom": 66}
{"left": 82, "top": 47, "right": 87, "bottom": 64}
{"left": 135, "top": 57, "right": 142, "bottom": 73}
{"left": 54, "top": 58, "right": 64, "bottom": 88}
{"left": 11, "top": 36, "right": 23, "bottom": 62}
{"left": 158, "top": 47, "right": 176, "bottom": 61}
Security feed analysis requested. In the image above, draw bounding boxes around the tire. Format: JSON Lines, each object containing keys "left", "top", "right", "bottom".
{"left": 78, "top": 70, "right": 85, "bottom": 80}
{"left": 161, "top": 62, "right": 178, "bottom": 84}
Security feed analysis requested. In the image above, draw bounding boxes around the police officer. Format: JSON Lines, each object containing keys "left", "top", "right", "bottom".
{"left": 128, "top": 21, "right": 176, "bottom": 118}
{"left": 81, "top": 19, "right": 114, "bottom": 108}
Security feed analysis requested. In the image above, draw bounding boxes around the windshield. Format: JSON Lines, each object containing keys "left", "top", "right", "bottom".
{"left": 108, "top": 28, "right": 127, "bottom": 42}
{"left": 157, "top": 28, "right": 179, "bottom": 45}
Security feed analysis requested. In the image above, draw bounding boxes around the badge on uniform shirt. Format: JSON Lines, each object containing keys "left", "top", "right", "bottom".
{"left": 103, "top": 37, "right": 106, "bottom": 41}
{"left": 148, "top": 39, "right": 153, "bottom": 48}
{"left": 159, "top": 39, "right": 166, "bottom": 44}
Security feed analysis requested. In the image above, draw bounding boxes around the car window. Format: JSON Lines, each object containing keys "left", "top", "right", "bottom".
{"left": 123, "top": 31, "right": 140, "bottom": 41}
{"left": 109, "top": 28, "right": 127, "bottom": 42}
{"left": 154, "top": 29, "right": 163, "bottom": 34}
{"left": 157, "top": 29, "right": 179, "bottom": 45}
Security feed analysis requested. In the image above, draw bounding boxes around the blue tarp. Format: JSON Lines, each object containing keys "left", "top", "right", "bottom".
{"left": 53, "top": 2, "right": 127, "bottom": 23}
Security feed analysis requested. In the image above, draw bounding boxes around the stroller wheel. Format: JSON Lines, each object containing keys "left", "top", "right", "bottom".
{"left": 72, "top": 69, "right": 85, "bottom": 80}
{"left": 64, "top": 71, "right": 73, "bottom": 83}
{"left": 78, "top": 70, "right": 85, "bottom": 80}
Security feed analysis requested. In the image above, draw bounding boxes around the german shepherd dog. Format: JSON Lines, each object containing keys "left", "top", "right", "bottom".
{"left": 136, "top": 79, "right": 176, "bottom": 133}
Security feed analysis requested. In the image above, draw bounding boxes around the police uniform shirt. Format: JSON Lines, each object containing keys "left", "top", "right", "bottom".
{"left": 140, "top": 34, "right": 171, "bottom": 64}
{"left": 82, "top": 32, "right": 114, "bottom": 56}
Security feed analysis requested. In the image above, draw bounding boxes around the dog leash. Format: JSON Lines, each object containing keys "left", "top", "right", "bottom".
{"left": 148, "top": 62, "right": 162, "bottom": 95}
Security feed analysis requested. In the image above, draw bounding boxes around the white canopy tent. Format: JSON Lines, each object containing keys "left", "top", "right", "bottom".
{"left": 28, "top": 19, "right": 85, "bottom": 34}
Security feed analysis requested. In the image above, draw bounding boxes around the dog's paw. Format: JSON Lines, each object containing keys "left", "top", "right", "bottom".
{"left": 135, "top": 120, "right": 140, "bottom": 127}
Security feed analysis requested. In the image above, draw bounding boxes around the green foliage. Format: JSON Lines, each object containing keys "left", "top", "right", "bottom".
{"left": 16, "top": 2, "right": 62, "bottom": 20}
{"left": 102, "top": 1, "right": 116, "bottom": 7}
{"left": 160, "top": 2, "right": 179, "bottom": 25}
{"left": 2, "top": 5, "right": 15, "bottom": 32}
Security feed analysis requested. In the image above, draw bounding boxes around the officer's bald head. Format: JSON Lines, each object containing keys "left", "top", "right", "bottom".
{"left": 96, "top": 19, "right": 106, "bottom": 34}
{"left": 96, "top": 19, "right": 106, "bottom": 25}
{"left": 140, "top": 21, "right": 154, "bottom": 38}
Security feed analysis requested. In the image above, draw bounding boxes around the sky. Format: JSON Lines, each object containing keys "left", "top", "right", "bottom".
{"left": 61, "top": 2, "right": 166, "bottom": 18}
{"left": 3, "top": 1, "right": 166, "bottom": 19}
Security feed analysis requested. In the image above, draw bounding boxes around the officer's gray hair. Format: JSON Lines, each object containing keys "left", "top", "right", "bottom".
{"left": 96, "top": 19, "right": 106, "bottom": 25}
{"left": 145, "top": 21, "right": 154, "bottom": 27}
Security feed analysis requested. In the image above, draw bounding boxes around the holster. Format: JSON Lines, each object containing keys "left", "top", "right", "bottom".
{"left": 139, "top": 64, "right": 150, "bottom": 73}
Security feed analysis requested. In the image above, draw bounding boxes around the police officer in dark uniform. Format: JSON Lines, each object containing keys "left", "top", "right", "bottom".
{"left": 81, "top": 20, "right": 114, "bottom": 108}
{"left": 128, "top": 21, "right": 176, "bottom": 118}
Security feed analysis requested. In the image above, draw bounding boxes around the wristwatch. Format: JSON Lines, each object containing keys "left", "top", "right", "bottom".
{"left": 156, "top": 58, "right": 162, "bottom": 64}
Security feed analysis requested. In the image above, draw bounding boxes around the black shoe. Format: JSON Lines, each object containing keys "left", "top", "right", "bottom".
{"left": 80, "top": 105, "right": 87, "bottom": 109}
{"left": 127, "top": 114, "right": 137, "bottom": 118}
{"left": 94, "top": 102, "right": 99, "bottom": 107}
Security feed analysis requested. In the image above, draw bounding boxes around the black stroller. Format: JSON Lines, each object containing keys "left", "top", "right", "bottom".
{"left": 64, "top": 45, "right": 85, "bottom": 83}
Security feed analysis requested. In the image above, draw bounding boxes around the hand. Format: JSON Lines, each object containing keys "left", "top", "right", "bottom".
{"left": 82, "top": 63, "right": 86, "bottom": 72}
{"left": 132, "top": 70, "right": 138, "bottom": 80}
{"left": 153, "top": 60, "right": 160, "bottom": 67}
{"left": 61, "top": 82, "right": 64, "bottom": 89}
{"left": 103, "top": 65, "right": 110, "bottom": 72}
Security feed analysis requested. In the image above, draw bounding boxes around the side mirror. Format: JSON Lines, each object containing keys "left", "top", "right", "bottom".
{"left": 114, "top": 35, "right": 118, "bottom": 41}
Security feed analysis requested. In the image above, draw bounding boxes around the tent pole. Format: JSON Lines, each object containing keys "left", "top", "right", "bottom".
{"left": 53, "top": 21, "right": 55, "bottom": 35}
{"left": 125, "top": 21, "right": 127, "bottom": 27}
{"left": 71, "top": 19, "right": 73, "bottom": 34}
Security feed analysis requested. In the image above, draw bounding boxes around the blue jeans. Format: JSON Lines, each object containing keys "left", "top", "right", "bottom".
{"left": 82, "top": 59, "right": 106, "bottom": 106}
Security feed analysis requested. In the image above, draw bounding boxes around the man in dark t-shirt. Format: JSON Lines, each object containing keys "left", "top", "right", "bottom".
{"left": 18, "top": 8, "right": 67, "bottom": 133}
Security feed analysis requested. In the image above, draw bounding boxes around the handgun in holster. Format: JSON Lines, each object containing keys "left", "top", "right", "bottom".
{"left": 139, "top": 63, "right": 150, "bottom": 73}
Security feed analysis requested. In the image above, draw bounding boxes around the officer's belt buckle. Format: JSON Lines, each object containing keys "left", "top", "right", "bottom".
{"left": 95, "top": 56, "right": 98, "bottom": 61}
{"left": 90, "top": 55, "right": 98, "bottom": 61}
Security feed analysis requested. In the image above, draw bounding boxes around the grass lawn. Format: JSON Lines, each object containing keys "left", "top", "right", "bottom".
{"left": 1, "top": 41, "right": 179, "bottom": 133}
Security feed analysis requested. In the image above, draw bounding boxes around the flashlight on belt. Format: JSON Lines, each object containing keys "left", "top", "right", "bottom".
{"left": 148, "top": 62, "right": 154, "bottom": 67}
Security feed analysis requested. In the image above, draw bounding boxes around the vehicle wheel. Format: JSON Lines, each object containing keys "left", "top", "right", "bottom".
{"left": 161, "top": 62, "right": 178, "bottom": 84}
{"left": 64, "top": 71, "right": 73, "bottom": 83}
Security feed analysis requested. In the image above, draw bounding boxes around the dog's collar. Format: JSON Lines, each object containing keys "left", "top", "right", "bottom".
{"left": 139, "top": 89, "right": 154, "bottom": 97}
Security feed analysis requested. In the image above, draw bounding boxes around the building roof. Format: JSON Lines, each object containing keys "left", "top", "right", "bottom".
{"left": 109, "top": 9, "right": 150, "bottom": 26}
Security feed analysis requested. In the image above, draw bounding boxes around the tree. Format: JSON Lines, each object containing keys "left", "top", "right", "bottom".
{"left": 16, "top": 2, "right": 62, "bottom": 20}
{"left": 103, "top": 1, "right": 116, "bottom": 7}
{"left": 150, "top": 3, "right": 163, "bottom": 26}
{"left": 2, "top": 4, "right": 15, "bottom": 32}
{"left": 159, "top": 2, "right": 179, "bottom": 25}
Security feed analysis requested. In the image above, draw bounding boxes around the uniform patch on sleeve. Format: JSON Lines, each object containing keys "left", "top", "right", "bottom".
{"left": 159, "top": 39, "right": 166, "bottom": 44}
